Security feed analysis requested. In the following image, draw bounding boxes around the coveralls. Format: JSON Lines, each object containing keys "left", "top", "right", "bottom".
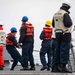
{"left": 52, "top": 5, "right": 72, "bottom": 72}
{"left": 6, "top": 33, "right": 24, "bottom": 70}
{"left": 19, "top": 22, "right": 35, "bottom": 70}
{"left": 39, "top": 26, "right": 52, "bottom": 71}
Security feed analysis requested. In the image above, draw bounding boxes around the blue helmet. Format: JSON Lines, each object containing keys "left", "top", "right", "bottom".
{"left": 10, "top": 27, "right": 17, "bottom": 32}
{"left": 22, "top": 16, "right": 28, "bottom": 22}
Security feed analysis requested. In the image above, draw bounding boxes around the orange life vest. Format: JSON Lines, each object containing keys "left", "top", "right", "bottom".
{"left": 26, "top": 23, "right": 34, "bottom": 36}
{"left": 43, "top": 27, "right": 52, "bottom": 40}
{"left": 20, "top": 22, "right": 34, "bottom": 36}
{"left": 6, "top": 33, "right": 14, "bottom": 45}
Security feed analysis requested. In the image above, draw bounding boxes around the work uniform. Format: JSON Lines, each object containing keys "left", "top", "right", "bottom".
{"left": 0, "top": 27, "right": 6, "bottom": 70}
{"left": 40, "top": 27, "right": 52, "bottom": 70}
{"left": 19, "top": 22, "right": 35, "bottom": 69}
{"left": 52, "top": 5, "right": 72, "bottom": 72}
{"left": 6, "top": 33, "right": 24, "bottom": 70}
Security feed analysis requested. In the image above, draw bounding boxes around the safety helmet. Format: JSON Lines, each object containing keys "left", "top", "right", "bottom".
{"left": 0, "top": 21, "right": 3, "bottom": 26}
{"left": 21, "top": 16, "right": 28, "bottom": 22}
{"left": 10, "top": 27, "right": 17, "bottom": 32}
{"left": 45, "top": 20, "right": 52, "bottom": 27}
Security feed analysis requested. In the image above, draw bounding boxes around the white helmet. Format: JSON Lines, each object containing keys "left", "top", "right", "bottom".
{"left": 0, "top": 21, "right": 3, "bottom": 26}
{"left": 62, "top": 0, "right": 71, "bottom": 7}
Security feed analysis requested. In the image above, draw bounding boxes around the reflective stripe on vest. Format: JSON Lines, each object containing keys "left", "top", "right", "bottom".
{"left": 43, "top": 27, "right": 52, "bottom": 40}
{"left": 54, "top": 9, "right": 72, "bottom": 33}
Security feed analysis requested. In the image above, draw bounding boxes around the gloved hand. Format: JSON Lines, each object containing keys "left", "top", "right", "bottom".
{"left": 17, "top": 43, "right": 22, "bottom": 49}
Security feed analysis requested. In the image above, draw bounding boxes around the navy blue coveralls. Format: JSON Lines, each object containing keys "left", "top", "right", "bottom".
{"left": 52, "top": 5, "right": 73, "bottom": 70}
{"left": 19, "top": 24, "right": 35, "bottom": 68}
{"left": 51, "top": 38, "right": 56, "bottom": 66}
{"left": 6, "top": 33, "right": 24, "bottom": 70}
{"left": 39, "top": 29, "right": 52, "bottom": 68}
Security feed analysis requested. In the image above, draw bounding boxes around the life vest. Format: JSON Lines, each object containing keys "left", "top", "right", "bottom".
{"left": 26, "top": 22, "right": 34, "bottom": 36}
{"left": 43, "top": 27, "right": 52, "bottom": 40}
{"left": 6, "top": 33, "right": 14, "bottom": 45}
{"left": 20, "top": 22, "right": 34, "bottom": 36}
{"left": 54, "top": 9, "right": 72, "bottom": 33}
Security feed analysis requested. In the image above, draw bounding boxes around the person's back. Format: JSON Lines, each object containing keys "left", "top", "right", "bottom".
{"left": 19, "top": 22, "right": 34, "bottom": 44}
{"left": 52, "top": 1, "right": 72, "bottom": 73}
{"left": 19, "top": 16, "right": 35, "bottom": 70}
{"left": 39, "top": 20, "right": 52, "bottom": 71}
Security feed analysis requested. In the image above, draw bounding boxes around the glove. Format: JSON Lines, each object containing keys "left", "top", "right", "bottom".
{"left": 17, "top": 43, "right": 22, "bottom": 49}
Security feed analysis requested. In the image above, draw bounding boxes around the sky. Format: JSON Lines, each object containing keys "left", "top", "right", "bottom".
{"left": 0, "top": 0, "right": 75, "bottom": 64}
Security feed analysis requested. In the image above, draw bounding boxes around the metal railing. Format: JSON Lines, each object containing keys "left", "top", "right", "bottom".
{"left": 68, "top": 43, "right": 75, "bottom": 72}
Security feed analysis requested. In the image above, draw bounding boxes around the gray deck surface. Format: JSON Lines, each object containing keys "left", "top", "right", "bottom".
{"left": 0, "top": 65, "right": 75, "bottom": 75}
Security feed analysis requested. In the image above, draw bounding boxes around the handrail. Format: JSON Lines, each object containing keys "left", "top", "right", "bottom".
{"left": 68, "top": 45, "right": 75, "bottom": 72}
{"left": 33, "top": 50, "right": 40, "bottom": 52}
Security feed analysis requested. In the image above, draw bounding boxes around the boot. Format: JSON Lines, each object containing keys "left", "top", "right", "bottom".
{"left": 47, "top": 67, "right": 50, "bottom": 71}
{"left": 0, "top": 68, "right": 3, "bottom": 70}
{"left": 10, "top": 66, "right": 14, "bottom": 71}
{"left": 60, "top": 64, "right": 72, "bottom": 73}
{"left": 20, "top": 66, "right": 30, "bottom": 71}
{"left": 40, "top": 65, "right": 48, "bottom": 71}
{"left": 10, "top": 68, "right": 14, "bottom": 71}
{"left": 51, "top": 65, "right": 61, "bottom": 72}
{"left": 51, "top": 66, "right": 54, "bottom": 72}
{"left": 30, "top": 66, "right": 35, "bottom": 70}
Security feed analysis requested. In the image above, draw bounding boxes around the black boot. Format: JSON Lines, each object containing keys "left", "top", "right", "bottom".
{"left": 47, "top": 67, "right": 50, "bottom": 71}
{"left": 30, "top": 66, "right": 35, "bottom": 70}
{"left": 51, "top": 66, "right": 54, "bottom": 72}
{"left": 20, "top": 66, "right": 30, "bottom": 71}
{"left": 0, "top": 68, "right": 3, "bottom": 70}
{"left": 60, "top": 64, "right": 72, "bottom": 73}
{"left": 10, "top": 68, "right": 14, "bottom": 71}
{"left": 40, "top": 66, "right": 48, "bottom": 71}
{"left": 51, "top": 65, "right": 61, "bottom": 72}
{"left": 10, "top": 66, "right": 14, "bottom": 70}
